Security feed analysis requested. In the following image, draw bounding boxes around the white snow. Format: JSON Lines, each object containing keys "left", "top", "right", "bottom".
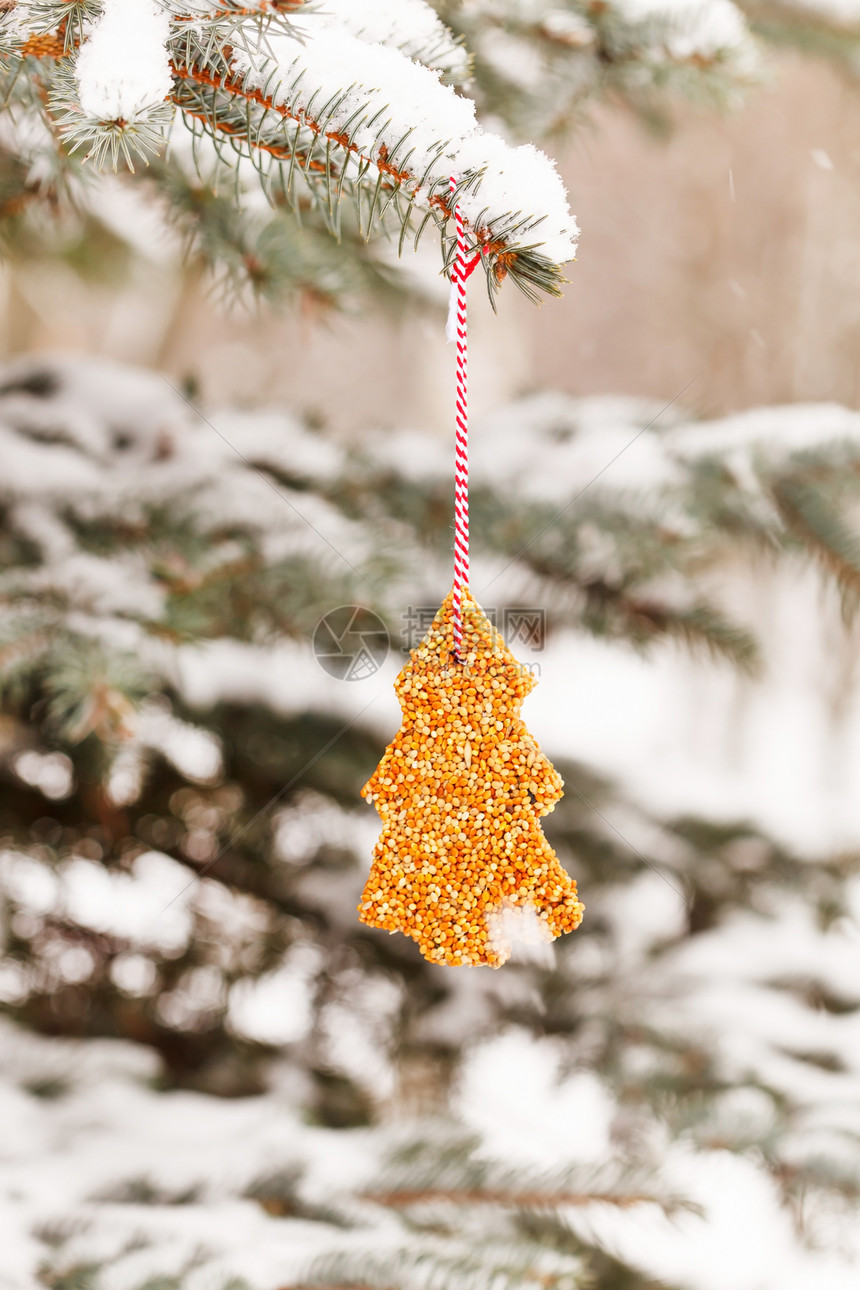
{"left": 11, "top": 749, "right": 74, "bottom": 800}
{"left": 0, "top": 354, "right": 377, "bottom": 673}
{"left": 231, "top": 24, "right": 579, "bottom": 267}
{"left": 617, "top": 0, "right": 752, "bottom": 55}
{"left": 316, "top": 0, "right": 471, "bottom": 81}
{"left": 0, "top": 1018, "right": 379, "bottom": 1290}
{"left": 0, "top": 1009, "right": 856, "bottom": 1289}
{"left": 75, "top": 0, "right": 172, "bottom": 120}
{"left": 228, "top": 945, "right": 321, "bottom": 1045}
{"left": 58, "top": 851, "right": 194, "bottom": 951}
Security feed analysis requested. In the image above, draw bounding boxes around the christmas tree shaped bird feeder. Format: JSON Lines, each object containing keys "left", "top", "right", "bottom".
{"left": 360, "top": 588, "right": 584, "bottom": 967}
{"left": 360, "top": 183, "right": 583, "bottom": 966}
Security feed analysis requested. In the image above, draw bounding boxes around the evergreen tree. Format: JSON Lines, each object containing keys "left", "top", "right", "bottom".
{"left": 2, "top": 3, "right": 860, "bottom": 1288}
{"left": 0, "top": 0, "right": 854, "bottom": 309}
{"left": 2, "top": 358, "right": 860, "bottom": 1290}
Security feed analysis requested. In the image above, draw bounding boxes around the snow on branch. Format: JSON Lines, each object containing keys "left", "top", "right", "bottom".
{"left": 5, "top": 0, "right": 578, "bottom": 299}
{"left": 615, "top": 0, "right": 753, "bottom": 55}
{"left": 179, "top": 12, "right": 579, "bottom": 297}
{"left": 457, "top": 0, "right": 758, "bottom": 137}
{"left": 75, "top": 0, "right": 171, "bottom": 119}
{"left": 318, "top": 0, "right": 471, "bottom": 84}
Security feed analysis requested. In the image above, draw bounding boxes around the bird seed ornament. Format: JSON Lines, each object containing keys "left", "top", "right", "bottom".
{"left": 358, "top": 180, "right": 584, "bottom": 967}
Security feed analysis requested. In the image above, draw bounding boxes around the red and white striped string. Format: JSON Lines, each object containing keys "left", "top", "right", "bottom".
{"left": 448, "top": 176, "right": 483, "bottom": 662}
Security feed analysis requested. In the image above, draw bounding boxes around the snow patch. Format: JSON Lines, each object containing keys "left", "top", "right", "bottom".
{"left": 76, "top": 0, "right": 172, "bottom": 120}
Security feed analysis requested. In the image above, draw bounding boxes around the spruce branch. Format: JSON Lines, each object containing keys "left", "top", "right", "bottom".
{"left": 575, "top": 581, "right": 761, "bottom": 673}
{"left": 770, "top": 470, "right": 860, "bottom": 612}
{"left": 21, "top": 2, "right": 98, "bottom": 53}
{"left": 2, "top": 2, "right": 578, "bottom": 297}
{"left": 368, "top": 1137, "right": 699, "bottom": 1218}
{"left": 298, "top": 1239, "right": 586, "bottom": 1290}
{"left": 166, "top": 54, "right": 570, "bottom": 301}
{"left": 435, "top": 0, "right": 759, "bottom": 140}
{"left": 52, "top": 93, "right": 175, "bottom": 171}
{"left": 41, "top": 642, "right": 151, "bottom": 744}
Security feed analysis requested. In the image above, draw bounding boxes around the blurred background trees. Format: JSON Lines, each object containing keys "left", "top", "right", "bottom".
{"left": 3, "top": 3, "right": 860, "bottom": 1289}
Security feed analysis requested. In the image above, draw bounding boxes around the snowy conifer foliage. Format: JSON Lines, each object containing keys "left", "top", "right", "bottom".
{"left": 0, "top": 0, "right": 767, "bottom": 305}
{"left": 2, "top": 0, "right": 581, "bottom": 300}
{"left": 4, "top": 5, "right": 860, "bottom": 1289}
{"left": 2, "top": 356, "right": 860, "bottom": 1289}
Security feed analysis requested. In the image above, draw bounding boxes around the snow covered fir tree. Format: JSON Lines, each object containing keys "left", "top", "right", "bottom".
{"left": 2, "top": 2, "right": 860, "bottom": 1289}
